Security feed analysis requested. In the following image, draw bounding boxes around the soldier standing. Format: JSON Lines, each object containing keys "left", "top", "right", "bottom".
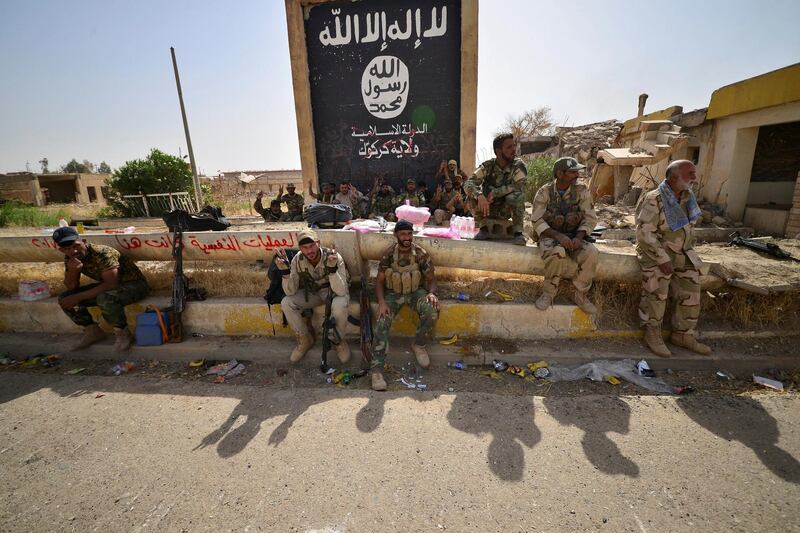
{"left": 53, "top": 227, "right": 150, "bottom": 353}
{"left": 635, "top": 160, "right": 711, "bottom": 357}
{"left": 277, "top": 183, "right": 305, "bottom": 221}
{"left": 531, "top": 157, "right": 599, "bottom": 313}
{"left": 275, "top": 229, "right": 351, "bottom": 363}
{"left": 371, "top": 220, "right": 439, "bottom": 391}
{"left": 465, "top": 133, "right": 527, "bottom": 245}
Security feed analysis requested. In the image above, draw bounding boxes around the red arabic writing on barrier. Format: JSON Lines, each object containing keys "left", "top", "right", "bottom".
{"left": 30, "top": 232, "right": 298, "bottom": 255}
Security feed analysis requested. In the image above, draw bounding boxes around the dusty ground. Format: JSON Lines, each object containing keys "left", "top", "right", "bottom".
{"left": 1, "top": 360, "right": 798, "bottom": 532}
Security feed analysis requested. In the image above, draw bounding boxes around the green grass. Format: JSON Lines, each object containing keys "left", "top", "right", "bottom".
{"left": 0, "top": 201, "right": 72, "bottom": 227}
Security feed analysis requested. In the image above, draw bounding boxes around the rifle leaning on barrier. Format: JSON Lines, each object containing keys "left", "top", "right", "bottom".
{"left": 319, "top": 287, "right": 339, "bottom": 373}
{"left": 168, "top": 224, "right": 187, "bottom": 342}
{"left": 359, "top": 272, "right": 373, "bottom": 371}
{"left": 729, "top": 232, "right": 799, "bottom": 262}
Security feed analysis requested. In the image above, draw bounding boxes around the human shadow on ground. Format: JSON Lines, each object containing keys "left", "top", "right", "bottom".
{"left": 446, "top": 393, "right": 541, "bottom": 481}
{"left": 542, "top": 395, "right": 639, "bottom": 477}
{"left": 194, "top": 392, "right": 318, "bottom": 458}
{"left": 677, "top": 395, "right": 800, "bottom": 484}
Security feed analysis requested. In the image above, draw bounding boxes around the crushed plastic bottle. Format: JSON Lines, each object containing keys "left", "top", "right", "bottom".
{"left": 452, "top": 293, "right": 470, "bottom": 302}
{"left": 447, "top": 361, "right": 467, "bottom": 370}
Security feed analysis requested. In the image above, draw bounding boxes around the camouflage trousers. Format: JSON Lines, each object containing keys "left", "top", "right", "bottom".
{"left": 59, "top": 280, "right": 150, "bottom": 329}
{"left": 281, "top": 288, "right": 349, "bottom": 339}
{"left": 638, "top": 254, "right": 701, "bottom": 334}
{"left": 372, "top": 288, "right": 438, "bottom": 369}
{"left": 467, "top": 192, "right": 525, "bottom": 234}
{"left": 540, "top": 239, "right": 599, "bottom": 296}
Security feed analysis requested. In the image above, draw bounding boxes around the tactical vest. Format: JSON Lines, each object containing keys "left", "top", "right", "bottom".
{"left": 384, "top": 245, "right": 422, "bottom": 295}
{"left": 542, "top": 184, "right": 584, "bottom": 237}
{"left": 297, "top": 249, "right": 331, "bottom": 301}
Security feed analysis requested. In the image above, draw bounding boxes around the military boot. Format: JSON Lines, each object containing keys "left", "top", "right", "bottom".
{"left": 512, "top": 232, "right": 527, "bottom": 246}
{"left": 474, "top": 227, "right": 490, "bottom": 240}
{"left": 411, "top": 344, "right": 430, "bottom": 369}
{"left": 70, "top": 324, "right": 106, "bottom": 351}
{"left": 670, "top": 332, "right": 712, "bottom": 355}
{"left": 289, "top": 335, "right": 314, "bottom": 363}
{"left": 336, "top": 339, "right": 351, "bottom": 363}
{"left": 644, "top": 325, "right": 671, "bottom": 358}
{"left": 572, "top": 290, "right": 598, "bottom": 315}
{"left": 371, "top": 370, "right": 387, "bottom": 391}
{"left": 535, "top": 292, "right": 553, "bottom": 311}
{"left": 112, "top": 327, "right": 133, "bottom": 354}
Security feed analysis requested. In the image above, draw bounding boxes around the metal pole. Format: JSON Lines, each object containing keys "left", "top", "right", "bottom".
{"left": 170, "top": 46, "right": 203, "bottom": 211}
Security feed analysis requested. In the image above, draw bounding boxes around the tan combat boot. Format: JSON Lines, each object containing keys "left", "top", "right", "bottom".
{"left": 535, "top": 292, "right": 553, "bottom": 311}
{"left": 572, "top": 291, "right": 598, "bottom": 315}
{"left": 289, "top": 335, "right": 314, "bottom": 363}
{"left": 112, "top": 327, "right": 134, "bottom": 354}
{"left": 670, "top": 332, "right": 712, "bottom": 355}
{"left": 336, "top": 339, "right": 351, "bottom": 363}
{"left": 371, "top": 370, "right": 387, "bottom": 391}
{"left": 70, "top": 324, "right": 106, "bottom": 351}
{"left": 411, "top": 344, "right": 431, "bottom": 369}
{"left": 644, "top": 325, "right": 671, "bottom": 358}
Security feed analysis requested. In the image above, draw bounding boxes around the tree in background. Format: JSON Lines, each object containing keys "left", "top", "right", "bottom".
{"left": 38, "top": 157, "right": 49, "bottom": 174}
{"left": 60, "top": 159, "right": 91, "bottom": 173}
{"left": 97, "top": 161, "right": 112, "bottom": 174}
{"left": 525, "top": 156, "right": 557, "bottom": 203}
{"left": 496, "top": 106, "right": 555, "bottom": 140}
{"left": 106, "top": 148, "right": 194, "bottom": 216}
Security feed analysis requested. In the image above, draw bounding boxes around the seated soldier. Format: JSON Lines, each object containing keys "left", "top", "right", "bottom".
{"left": 54, "top": 227, "right": 150, "bottom": 353}
{"left": 308, "top": 182, "right": 336, "bottom": 204}
{"left": 432, "top": 178, "right": 466, "bottom": 225}
{"left": 277, "top": 183, "right": 304, "bottom": 221}
{"left": 371, "top": 220, "right": 440, "bottom": 391}
{"left": 531, "top": 157, "right": 599, "bottom": 314}
{"left": 465, "top": 133, "right": 527, "bottom": 245}
{"left": 369, "top": 177, "right": 397, "bottom": 221}
{"left": 395, "top": 178, "right": 425, "bottom": 207}
{"left": 275, "top": 229, "right": 351, "bottom": 363}
{"left": 334, "top": 180, "right": 367, "bottom": 218}
{"left": 254, "top": 191, "right": 286, "bottom": 222}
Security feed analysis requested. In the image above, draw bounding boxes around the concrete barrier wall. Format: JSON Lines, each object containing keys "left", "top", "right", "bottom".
{"left": 0, "top": 229, "right": 653, "bottom": 281}
{"left": 0, "top": 297, "right": 596, "bottom": 340}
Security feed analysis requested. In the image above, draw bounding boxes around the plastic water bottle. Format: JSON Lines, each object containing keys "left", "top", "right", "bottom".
{"left": 447, "top": 361, "right": 467, "bottom": 370}
{"left": 465, "top": 216, "right": 475, "bottom": 237}
{"left": 453, "top": 293, "right": 470, "bottom": 302}
{"left": 58, "top": 218, "right": 68, "bottom": 228}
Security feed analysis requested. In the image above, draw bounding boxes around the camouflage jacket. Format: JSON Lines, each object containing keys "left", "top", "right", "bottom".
{"left": 281, "top": 247, "right": 350, "bottom": 299}
{"left": 395, "top": 191, "right": 426, "bottom": 208}
{"left": 371, "top": 192, "right": 397, "bottom": 214}
{"left": 279, "top": 192, "right": 305, "bottom": 215}
{"left": 464, "top": 157, "right": 527, "bottom": 200}
{"left": 635, "top": 187, "right": 697, "bottom": 267}
{"left": 66, "top": 243, "right": 148, "bottom": 285}
{"left": 531, "top": 181, "right": 597, "bottom": 239}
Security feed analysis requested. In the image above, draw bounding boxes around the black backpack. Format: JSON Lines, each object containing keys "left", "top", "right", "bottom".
{"left": 163, "top": 207, "right": 231, "bottom": 232}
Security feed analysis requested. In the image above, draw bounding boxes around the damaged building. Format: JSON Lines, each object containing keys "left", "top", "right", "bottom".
{"left": 0, "top": 172, "right": 111, "bottom": 206}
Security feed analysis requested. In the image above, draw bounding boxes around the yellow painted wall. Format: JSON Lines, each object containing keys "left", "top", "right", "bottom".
{"left": 707, "top": 63, "right": 800, "bottom": 119}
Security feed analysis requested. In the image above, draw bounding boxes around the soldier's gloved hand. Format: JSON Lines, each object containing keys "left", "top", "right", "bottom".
{"left": 324, "top": 247, "right": 339, "bottom": 273}
{"left": 275, "top": 248, "right": 291, "bottom": 275}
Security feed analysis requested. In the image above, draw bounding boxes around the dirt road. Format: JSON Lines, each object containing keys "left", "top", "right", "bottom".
{"left": 1, "top": 370, "right": 798, "bottom": 532}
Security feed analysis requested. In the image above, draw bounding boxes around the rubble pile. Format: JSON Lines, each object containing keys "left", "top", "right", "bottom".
{"left": 555, "top": 120, "right": 624, "bottom": 171}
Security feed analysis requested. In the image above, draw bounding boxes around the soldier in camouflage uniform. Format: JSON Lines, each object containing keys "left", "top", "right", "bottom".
{"left": 431, "top": 178, "right": 466, "bottom": 225}
{"left": 275, "top": 229, "right": 352, "bottom": 363}
{"left": 395, "top": 178, "right": 426, "bottom": 207}
{"left": 254, "top": 191, "right": 288, "bottom": 222}
{"left": 371, "top": 220, "right": 439, "bottom": 391}
{"left": 531, "top": 157, "right": 599, "bottom": 314}
{"left": 635, "top": 160, "right": 711, "bottom": 357}
{"left": 277, "top": 183, "right": 304, "bottom": 221}
{"left": 368, "top": 177, "right": 397, "bottom": 220}
{"left": 464, "top": 133, "right": 527, "bottom": 245}
{"left": 53, "top": 226, "right": 150, "bottom": 353}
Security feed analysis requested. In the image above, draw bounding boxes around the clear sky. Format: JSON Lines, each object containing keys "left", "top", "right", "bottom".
{"left": 1, "top": 0, "right": 798, "bottom": 174}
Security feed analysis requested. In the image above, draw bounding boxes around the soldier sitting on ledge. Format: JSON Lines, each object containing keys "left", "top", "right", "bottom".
{"left": 54, "top": 226, "right": 150, "bottom": 353}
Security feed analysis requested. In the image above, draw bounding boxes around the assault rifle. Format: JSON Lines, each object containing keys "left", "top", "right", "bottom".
{"left": 320, "top": 288, "right": 340, "bottom": 373}
{"left": 729, "top": 232, "right": 799, "bottom": 262}
{"left": 359, "top": 272, "right": 373, "bottom": 369}
{"left": 169, "top": 224, "right": 187, "bottom": 342}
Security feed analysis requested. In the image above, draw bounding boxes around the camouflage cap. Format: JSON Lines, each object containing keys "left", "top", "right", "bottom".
{"left": 448, "top": 159, "right": 457, "bottom": 167}
{"left": 553, "top": 157, "right": 586, "bottom": 174}
{"left": 297, "top": 228, "right": 318, "bottom": 245}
